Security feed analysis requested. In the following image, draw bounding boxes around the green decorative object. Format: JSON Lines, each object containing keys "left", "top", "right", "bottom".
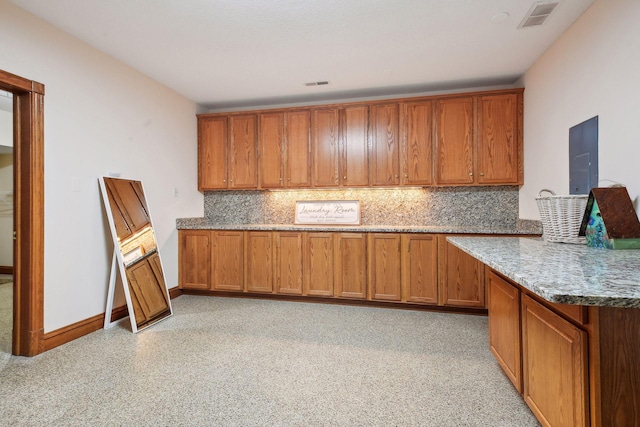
{"left": 579, "top": 187, "right": 640, "bottom": 249}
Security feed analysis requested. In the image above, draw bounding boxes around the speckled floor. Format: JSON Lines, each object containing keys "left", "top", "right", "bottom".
{"left": 0, "top": 296, "right": 539, "bottom": 426}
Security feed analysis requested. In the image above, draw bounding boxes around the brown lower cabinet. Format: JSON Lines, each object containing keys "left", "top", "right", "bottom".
{"left": 179, "top": 230, "right": 476, "bottom": 308}
{"left": 488, "top": 266, "right": 640, "bottom": 427}
{"left": 439, "top": 235, "right": 486, "bottom": 307}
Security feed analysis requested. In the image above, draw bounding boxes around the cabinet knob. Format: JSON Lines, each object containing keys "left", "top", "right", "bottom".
{"left": 479, "top": 172, "right": 484, "bottom": 176}
{"left": 469, "top": 173, "right": 473, "bottom": 176}
{"left": 223, "top": 179, "right": 226, "bottom": 183}
{"left": 343, "top": 176, "right": 347, "bottom": 180}
{"left": 279, "top": 178, "right": 283, "bottom": 181}
{"left": 287, "top": 178, "right": 291, "bottom": 181}
{"left": 395, "top": 175, "right": 399, "bottom": 178}
{"left": 405, "top": 174, "right": 408, "bottom": 178}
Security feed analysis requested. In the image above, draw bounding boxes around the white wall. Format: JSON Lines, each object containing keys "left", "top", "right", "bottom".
{"left": 0, "top": 0, "right": 203, "bottom": 332}
{"left": 520, "top": 0, "right": 640, "bottom": 219}
{"left": 0, "top": 154, "right": 12, "bottom": 267}
{"left": 0, "top": 109, "right": 11, "bottom": 147}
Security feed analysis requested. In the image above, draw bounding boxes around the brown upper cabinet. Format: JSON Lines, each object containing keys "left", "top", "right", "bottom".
{"left": 259, "top": 110, "right": 311, "bottom": 189}
{"left": 198, "top": 117, "right": 228, "bottom": 190}
{"left": 198, "top": 114, "right": 258, "bottom": 190}
{"left": 229, "top": 114, "right": 258, "bottom": 189}
{"left": 312, "top": 106, "right": 369, "bottom": 187}
{"left": 370, "top": 103, "right": 400, "bottom": 186}
{"left": 435, "top": 97, "right": 474, "bottom": 185}
{"left": 477, "top": 94, "right": 520, "bottom": 184}
{"left": 197, "top": 88, "right": 523, "bottom": 190}
{"left": 401, "top": 101, "right": 434, "bottom": 186}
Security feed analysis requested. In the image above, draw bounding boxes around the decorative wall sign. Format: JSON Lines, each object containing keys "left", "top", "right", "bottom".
{"left": 295, "top": 200, "right": 361, "bottom": 225}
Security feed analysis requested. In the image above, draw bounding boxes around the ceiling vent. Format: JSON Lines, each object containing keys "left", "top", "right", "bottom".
{"left": 518, "top": 1, "right": 558, "bottom": 29}
{"left": 305, "top": 81, "right": 329, "bottom": 87}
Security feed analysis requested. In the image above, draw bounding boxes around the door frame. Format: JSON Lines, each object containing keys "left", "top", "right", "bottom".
{"left": 0, "top": 69, "right": 45, "bottom": 356}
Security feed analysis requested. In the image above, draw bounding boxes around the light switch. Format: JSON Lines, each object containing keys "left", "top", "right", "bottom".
{"left": 71, "top": 177, "right": 80, "bottom": 192}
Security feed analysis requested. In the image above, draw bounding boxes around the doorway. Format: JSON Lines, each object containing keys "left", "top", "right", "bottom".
{"left": 0, "top": 69, "right": 45, "bottom": 357}
{"left": 0, "top": 89, "right": 13, "bottom": 358}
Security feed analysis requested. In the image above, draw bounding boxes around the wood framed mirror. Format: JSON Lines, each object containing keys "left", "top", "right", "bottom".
{"left": 99, "top": 176, "right": 172, "bottom": 332}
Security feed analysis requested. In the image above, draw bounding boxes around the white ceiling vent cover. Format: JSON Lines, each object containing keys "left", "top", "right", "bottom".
{"left": 518, "top": 2, "right": 559, "bottom": 29}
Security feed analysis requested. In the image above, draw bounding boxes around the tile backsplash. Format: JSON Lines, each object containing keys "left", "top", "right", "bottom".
{"left": 205, "top": 186, "right": 520, "bottom": 228}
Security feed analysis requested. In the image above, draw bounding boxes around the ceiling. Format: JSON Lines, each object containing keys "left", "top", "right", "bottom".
{"left": 10, "top": 0, "right": 595, "bottom": 110}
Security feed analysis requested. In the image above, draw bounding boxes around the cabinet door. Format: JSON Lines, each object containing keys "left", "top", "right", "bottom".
{"left": 368, "top": 233, "right": 401, "bottom": 301}
{"left": 340, "top": 105, "right": 369, "bottom": 186}
{"left": 521, "top": 295, "right": 589, "bottom": 427}
{"left": 335, "top": 233, "right": 367, "bottom": 299}
{"left": 229, "top": 114, "right": 258, "bottom": 189}
{"left": 285, "top": 110, "right": 311, "bottom": 188}
{"left": 487, "top": 271, "right": 522, "bottom": 393}
{"left": 212, "top": 231, "right": 244, "bottom": 291}
{"left": 312, "top": 108, "right": 339, "bottom": 187}
{"left": 435, "top": 97, "right": 474, "bottom": 185}
{"left": 304, "top": 233, "right": 334, "bottom": 296}
{"left": 478, "top": 94, "right": 518, "bottom": 184}
{"left": 259, "top": 112, "right": 284, "bottom": 188}
{"left": 370, "top": 103, "right": 400, "bottom": 186}
{"left": 104, "top": 178, "right": 151, "bottom": 241}
{"left": 198, "top": 117, "right": 228, "bottom": 190}
{"left": 179, "top": 230, "right": 211, "bottom": 290}
{"left": 401, "top": 234, "right": 437, "bottom": 304}
{"left": 401, "top": 101, "right": 434, "bottom": 186}
{"left": 439, "top": 236, "right": 485, "bottom": 307}
{"left": 245, "top": 231, "right": 273, "bottom": 293}
{"left": 274, "top": 232, "right": 304, "bottom": 295}
{"left": 125, "top": 253, "right": 170, "bottom": 326}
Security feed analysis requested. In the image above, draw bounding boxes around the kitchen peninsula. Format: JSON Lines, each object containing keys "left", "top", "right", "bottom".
{"left": 449, "top": 236, "right": 640, "bottom": 427}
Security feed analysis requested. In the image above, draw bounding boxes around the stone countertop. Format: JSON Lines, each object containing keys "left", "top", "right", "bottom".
{"left": 176, "top": 217, "right": 541, "bottom": 235}
{"left": 447, "top": 236, "right": 640, "bottom": 308}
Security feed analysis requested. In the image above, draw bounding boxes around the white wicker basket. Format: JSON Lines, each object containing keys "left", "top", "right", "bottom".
{"left": 535, "top": 189, "right": 588, "bottom": 244}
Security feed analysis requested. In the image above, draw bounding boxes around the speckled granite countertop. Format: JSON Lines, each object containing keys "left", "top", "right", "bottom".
{"left": 176, "top": 217, "right": 541, "bottom": 235}
{"left": 447, "top": 237, "right": 640, "bottom": 308}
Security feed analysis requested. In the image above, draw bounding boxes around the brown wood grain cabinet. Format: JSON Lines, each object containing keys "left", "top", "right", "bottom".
{"left": 370, "top": 103, "right": 400, "bottom": 186}
{"left": 335, "top": 233, "right": 367, "bottom": 299}
{"left": 401, "top": 100, "right": 434, "bottom": 186}
{"left": 104, "top": 178, "right": 150, "bottom": 241}
{"left": 258, "top": 112, "right": 285, "bottom": 188}
{"left": 284, "top": 110, "right": 312, "bottom": 187}
{"left": 245, "top": 231, "right": 273, "bottom": 293}
{"left": 439, "top": 236, "right": 485, "bottom": 308}
{"left": 401, "top": 234, "right": 438, "bottom": 304}
{"left": 212, "top": 231, "right": 244, "bottom": 291}
{"left": 368, "top": 233, "right": 401, "bottom": 301}
{"left": 435, "top": 97, "right": 474, "bottom": 185}
{"left": 125, "top": 252, "right": 171, "bottom": 326}
{"left": 487, "top": 270, "right": 522, "bottom": 393}
{"left": 179, "top": 230, "right": 211, "bottom": 290}
{"left": 198, "top": 117, "right": 228, "bottom": 190}
{"left": 340, "top": 105, "right": 369, "bottom": 187}
{"left": 477, "top": 94, "right": 520, "bottom": 184}
{"left": 274, "top": 232, "right": 304, "bottom": 295}
{"left": 312, "top": 108, "right": 340, "bottom": 187}
{"left": 229, "top": 114, "right": 258, "bottom": 189}
{"left": 197, "top": 88, "right": 523, "bottom": 190}
{"left": 303, "top": 232, "right": 334, "bottom": 297}
{"left": 522, "top": 294, "right": 589, "bottom": 427}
